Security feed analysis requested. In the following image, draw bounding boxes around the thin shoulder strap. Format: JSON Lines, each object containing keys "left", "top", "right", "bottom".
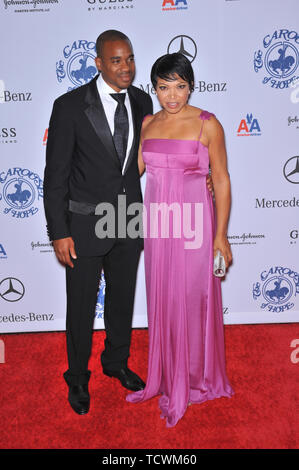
{"left": 198, "top": 110, "right": 215, "bottom": 139}
{"left": 199, "top": 117, "right": 205, "bottom": 140}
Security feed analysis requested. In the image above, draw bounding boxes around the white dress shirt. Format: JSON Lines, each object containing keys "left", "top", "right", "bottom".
{"left": 96, "top": 74, "right": 134, "bottom": 174}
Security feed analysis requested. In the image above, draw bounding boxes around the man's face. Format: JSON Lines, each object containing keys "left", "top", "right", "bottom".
{"left": 95, "top": 40, "right": 135, "bottom": 92}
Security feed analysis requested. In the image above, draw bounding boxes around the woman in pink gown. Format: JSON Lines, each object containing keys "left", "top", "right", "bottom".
{"left": 126, "top": 53, "right": 234, "bottom": 427}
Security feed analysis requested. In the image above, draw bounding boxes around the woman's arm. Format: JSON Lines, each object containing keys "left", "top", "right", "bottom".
{"left": 138, "top": 140, "right": 145, "bottom": 176}
{"left": 206, "top": 117, "right": 232, "bottom": 268}
{"left": 138, "top": 114, "right": 154, "bottom": 176}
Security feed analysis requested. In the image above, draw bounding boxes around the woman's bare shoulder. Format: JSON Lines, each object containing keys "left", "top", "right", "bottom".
{"left": 142, "top": 111, "right": 163, "bottom": 132}
{"left": 188, "top": 104, "right": 203, "bottom": 113}
{"left": 185, "top": 105, "right": 204, "bottom": 118}
{"left": 202, "top": 113, "right": 225, "bottom": 142}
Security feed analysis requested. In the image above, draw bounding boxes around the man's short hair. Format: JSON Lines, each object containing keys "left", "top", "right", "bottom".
{"left": 96, "top": 30, "right": 132, "bottom": 57}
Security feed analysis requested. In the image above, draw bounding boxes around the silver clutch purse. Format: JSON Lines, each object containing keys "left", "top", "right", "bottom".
{"left": 213, "top": 250, "right": 226, "bottom": 277}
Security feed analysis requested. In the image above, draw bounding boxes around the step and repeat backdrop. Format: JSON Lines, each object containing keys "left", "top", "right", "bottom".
{"left": 0, "top": 0, "right": 298, "bottom": 333}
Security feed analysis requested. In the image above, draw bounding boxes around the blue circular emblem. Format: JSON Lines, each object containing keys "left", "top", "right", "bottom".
{"left": 253, "top": 29, "right": 299, "bottom": 89}
{"left": 56, "top": 40, "right": 97, "bottom": 91}
{"left": 265, "top": 42, "right": 298, "bottom": 79}
{"left": 3, "top": 177, "right": 35, "bottom": 209}
{"left": 0, "top": 168, "right": 43, "bottom": 218}
{"left": 67, "top": 52, "right": 97, "bottom": 87}
{"left": 262, "top": 276, "right": 293, "bottom": 305}
{"left": 252, "top": 266, "right": 299, "bottom": 313}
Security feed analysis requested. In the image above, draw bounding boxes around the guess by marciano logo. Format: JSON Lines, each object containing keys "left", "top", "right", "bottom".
{"left": 86, "top": 0, "right": 134, "bottom": 11}
{"left": 56, "top": 40, "right": 97, "bottom": 92}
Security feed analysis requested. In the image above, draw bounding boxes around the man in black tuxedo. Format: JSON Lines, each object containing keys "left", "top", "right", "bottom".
{"left": 44, "top": 30, "right": 153, "bottom": 415}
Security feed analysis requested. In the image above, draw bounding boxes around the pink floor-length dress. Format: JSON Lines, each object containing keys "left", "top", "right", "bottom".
{"left": 126, "top": 111, "right": 234, "bottom": 427}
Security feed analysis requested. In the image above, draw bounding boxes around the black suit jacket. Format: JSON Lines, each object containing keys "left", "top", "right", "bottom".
{"left": 44, "top": 74, "right": 153, "bottom": 256}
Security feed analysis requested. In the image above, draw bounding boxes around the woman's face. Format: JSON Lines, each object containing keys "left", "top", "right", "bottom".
{"left": 155, "top": 74, "right": 190, "bottom": 114}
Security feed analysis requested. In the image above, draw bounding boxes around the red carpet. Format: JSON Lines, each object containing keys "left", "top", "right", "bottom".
{"left": 0, "top": 324, "right": 298, "bottom": 449}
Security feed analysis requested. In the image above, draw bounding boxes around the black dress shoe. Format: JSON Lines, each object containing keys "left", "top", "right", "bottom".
{"left": 68, "top": 383, "right": 90, "bottom": 415}
{"left": 103, "top": 367, "right": 145, "bottom": 391}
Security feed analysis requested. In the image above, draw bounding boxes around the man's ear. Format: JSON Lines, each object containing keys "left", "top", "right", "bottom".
{"left": 95, "top": 56, "right": 101, "bottom": 72}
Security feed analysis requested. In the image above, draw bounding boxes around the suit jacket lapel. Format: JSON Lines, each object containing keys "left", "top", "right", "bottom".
{"left": 84, "top": 75, "right": 121, "bottom": 171}
{"left": 123, "top": 87, "right": 142, "bottom": 174}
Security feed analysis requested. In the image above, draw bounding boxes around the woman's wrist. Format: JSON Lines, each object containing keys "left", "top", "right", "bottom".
{"left": 215, "top": 230, "right": 228, "bottom": 240}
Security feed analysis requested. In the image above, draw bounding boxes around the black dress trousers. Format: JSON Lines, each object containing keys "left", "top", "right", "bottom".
{"left": 63, "top": 235, "right": 142, "bottom": 386}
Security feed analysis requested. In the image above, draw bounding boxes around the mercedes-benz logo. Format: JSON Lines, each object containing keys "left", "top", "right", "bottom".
{"left": 0, "top": 277, "right": 25, "bottom": 302}
{"left": 283, "top": 156, "right": 299, "bottom": 184}
{"left": 167, "top": 35, "right": 197, "bottom": 63}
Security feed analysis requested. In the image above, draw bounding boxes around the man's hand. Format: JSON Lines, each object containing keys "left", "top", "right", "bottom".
{"left": 53, "top": 237, "right": 77, "bottom": 268}
{"left": 206, "top": 174, "right": 214, "bottom": 194}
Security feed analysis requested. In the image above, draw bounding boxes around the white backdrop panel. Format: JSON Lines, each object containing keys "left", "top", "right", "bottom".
{"left": 0, "top": 0, "right": 298, "bottom": 333}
